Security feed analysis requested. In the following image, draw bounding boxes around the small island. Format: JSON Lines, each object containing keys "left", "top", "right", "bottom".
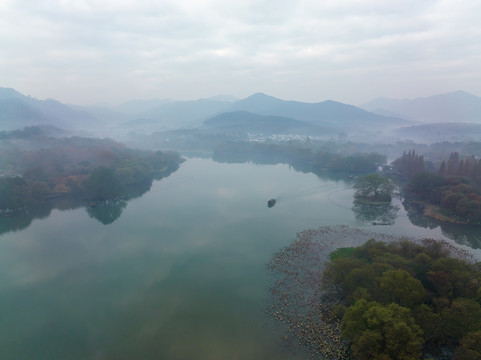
{"left": 353, "top": 173, "right": 396, "bottom": 205}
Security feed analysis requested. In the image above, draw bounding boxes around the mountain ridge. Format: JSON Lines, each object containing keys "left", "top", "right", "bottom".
{"left": 361, "top": 90, "right": 481, "bottom": 123}
{"left": 0, "top": 87, "right": 98, "bottom": 130}
{"left": 203, "top": 110, "right": 332, "bottom": 136}
{"left": 225, "top": 92, "right": 408, "bottom": 129}
{"left": 2, "top": 87, "right": 477, "bottom": 136}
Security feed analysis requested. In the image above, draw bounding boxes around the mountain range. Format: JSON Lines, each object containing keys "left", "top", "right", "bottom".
{"left": 361, "top": 90, "right": 481, "bottom": 123}
{"left": 225, "top": 92, "right": 406, "bottom": 128}
{"left": 1, "top": 87, "right": 480, "bottom": 141}
{"left": 393, "top": 122, "right": 481, "bottom": 143}
{"left": 0, "top": 87, "right": 97, "bottom": 131}
{"left": 203, "top": 110, "right": 334, "bottom": 136}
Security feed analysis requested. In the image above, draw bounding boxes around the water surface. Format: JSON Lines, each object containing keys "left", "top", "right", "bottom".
{"left": 0, "top": 158, "right": 478, "bottom": 359}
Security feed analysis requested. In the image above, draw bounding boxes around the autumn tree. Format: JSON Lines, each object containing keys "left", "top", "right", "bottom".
{"left": 391, "top": 150, "right": 425, "bottom": 180}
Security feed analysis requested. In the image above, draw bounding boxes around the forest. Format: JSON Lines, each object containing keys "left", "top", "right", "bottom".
{"left": 391, "top": 150, "right": 481, "bottom": 225}
{"left": 0, "top": 128, "right": 183, "bottom": 214}
{"left": 268, "top": 226, "right": 481, "bottom": 360}
{"left": 212, "top": 141, "right": 386, "bottom": 174}
{"left": 322, "top": 238, "right": 481, "bottom": 359}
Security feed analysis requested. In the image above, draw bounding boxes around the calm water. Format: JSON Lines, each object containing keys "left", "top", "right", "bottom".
{"left": 0, "top": 158, "right": 479, "bottom": 359}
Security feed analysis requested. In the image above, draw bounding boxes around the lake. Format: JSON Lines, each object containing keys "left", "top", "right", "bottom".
{"left": 0, "top": 157, "right": 479, "bottom": 359}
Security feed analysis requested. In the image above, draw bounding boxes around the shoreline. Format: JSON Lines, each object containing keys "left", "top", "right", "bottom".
{"left": 423, "top": 204, "right": 468, "bottom": 225}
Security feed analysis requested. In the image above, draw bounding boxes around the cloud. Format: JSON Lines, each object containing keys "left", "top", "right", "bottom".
{"left": 1, "top": 0, "right": 481, "bottom": 104}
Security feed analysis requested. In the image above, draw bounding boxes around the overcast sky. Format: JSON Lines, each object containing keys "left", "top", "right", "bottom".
{"left": 1, "top": 0, "right": 481, "bottom": 105}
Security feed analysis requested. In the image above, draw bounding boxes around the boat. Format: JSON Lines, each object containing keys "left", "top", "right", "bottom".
{"left": 267, "top": 199, "right": 276, "bottom": 208}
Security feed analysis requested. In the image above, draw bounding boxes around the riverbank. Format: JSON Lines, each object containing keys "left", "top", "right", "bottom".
{"left": 423, "top": 204, "right": 469, "bottom": 225}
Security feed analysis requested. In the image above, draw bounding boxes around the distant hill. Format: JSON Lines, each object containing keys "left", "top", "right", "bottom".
{"left": 0, "top": 99, "right": 50, "bottom": 130}
{"left": 203, "top": 111, "right": 332, "bottom": 135}
{"left": 361, "top": 91, "right": 481, "bottom": 123}
{"left": 68, "top": 104, "right": 130, "bottom": 127}
{"left": 225, "top": 93, "right": 408, "bottom": 130}
{"left": 393, "top": 122, "right": 481, "bottom": 142}
{"left": 113, "top": 98, "right": 174, "bottom": 115}
{"left": 140, "top": 99, "right": 231, "bottom": 124}
{"left": 0, "top": 87, "right": 26, "bottom": 101}
{"left": 0, "top": 88, "right": 415, "bottom": 137}
{"left": 0, "top": 87, "right": 97, "bottom": 130}
{"left": 118, "top": 99, "right": 232, "bottom": 131}
{"left": 205, "top": 95, "right": 238, "bottom": 102}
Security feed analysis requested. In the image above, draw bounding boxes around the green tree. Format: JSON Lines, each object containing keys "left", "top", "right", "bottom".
{"left": 454, "top": 330, "right": 481, "bottom": 360}
{"left": 403, "top": 172, "right": 447, "bottom": 203}
{"left": 378, "top": 269, "right": 425, "bottom": 308}
{"left": 354, "top": 174, "right": 396, "bottom": 204}
{"left": 86, "top": 166, "right": 122, "bottom": 200}
{"left": 0, "top": 176, "right": 30, "bottom": 210}
{"left": 342, "top": 299, "right": 423, "bottom": 360}
{"left": 439, "top": 298, "right": 481, "bottom": 342}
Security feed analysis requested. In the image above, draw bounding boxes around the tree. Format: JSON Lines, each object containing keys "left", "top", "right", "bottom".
{"left": 438, "top": 161, "right": 447, "bottom": 176}
{"left": 354, "top": 174, "right": 396, "bottom": 204}
{"left": 403, "top": 172, "right": 447, "bottom": 202}
{"left": 455, "top": 331, "right": 481, "bottom": 360}
{"left": 341, "top": 299, "right": 424, "bottom": 360}
{"left": 391, "top": 150, "right": 425, "bottom": 180}
{"left": 85, "top": 166, "right": 122, "bottom": 200}
{"left": 440, "top": 298, "right": 481, "bottom": 342}
{"left": 378, "top": 269, "right": 425, "bottom": 308}
{"left": 0, "top": 176, "right": 30, "bottom": 210}
{"left": 447, "top": 152, "right": 460, "bottom": 175}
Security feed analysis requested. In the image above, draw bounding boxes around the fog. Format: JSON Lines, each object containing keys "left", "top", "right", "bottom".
{"left": 3, "top": 1, "right": 481, "bottom": 359}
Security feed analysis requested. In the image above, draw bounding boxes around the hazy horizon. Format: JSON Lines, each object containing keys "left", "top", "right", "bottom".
{"left": 3, "top": 86, "right": 481, "bottom": 109}
{"left": 2, "top": 0, "right": 481, "bottom": 106}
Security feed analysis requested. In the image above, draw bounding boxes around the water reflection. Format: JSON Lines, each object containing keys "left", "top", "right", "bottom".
{"left": 0, "top": 174, "right": 172, "bottom": 234}
{"left": 403, "top": 201, "right": 440, "bottom": 229}
{"left": 0, "top": 205, "right": 52, "bottom": 235}
{"left": 213, "top": 152, "right": 354, "bottom": 184}
{"left": 352, "top": 202, "right": 400, "bottom": 224}
{"left": 403, "top": 201, "right": 481, "bottom": 248}
{"left": 214, "top": 153, "right": 481, "bottom": 249}
{"left": 87, "top": 200, "right": 127, "bottom": 224}
{"left": 1, "top": 158, "right": 480, "bottom": 359}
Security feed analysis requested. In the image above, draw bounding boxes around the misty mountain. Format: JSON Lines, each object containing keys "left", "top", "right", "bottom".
{"left": 117, "top": 99, "right": 232, "bottom": 131}
{"left": 203, "top": 111, "right": 332, "bottom": 135}
{"left": 225, "top": 93, "right": 408, "bottom": 129}
{"left": 140, "top": 99, "right": 232, "bottom": 124}
{"left": 113, "top": 95, "right": 237, "bottom": 115}
{"left": 393, "top": 122, "right": 481, "bottom": 143}
{"left": 0, "top": 87, "right": 26, "bottom": 101}
{"left": 0, "top": 87, "right": 98, "bottom": 130}
{"left": 205, "top": 95, "right": 238, "bottom": 102}
{"left": 361, "top": 90, "right": 481, "bottom": 123}
{"left": 0, "top": 99, "right": 51, "bottom": 130}
{"left": 113, "top": 98, "right": 174, "bottom": 115}
{"left": 68, "top": 104, "right": 130, "bottom": 127}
